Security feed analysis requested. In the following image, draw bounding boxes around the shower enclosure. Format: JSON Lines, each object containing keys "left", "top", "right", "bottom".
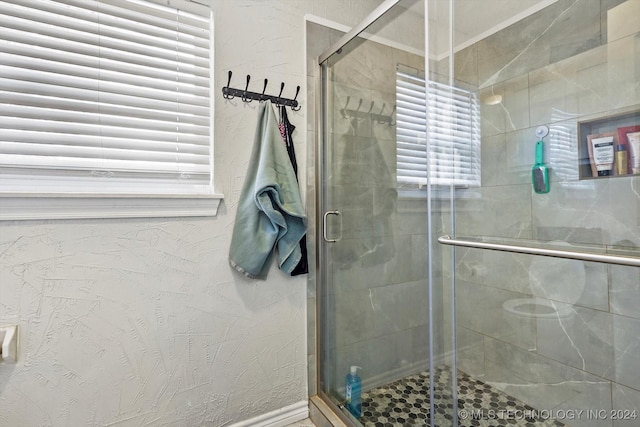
{"left": 315, "top": 0, "right": 640, "bottom": 426}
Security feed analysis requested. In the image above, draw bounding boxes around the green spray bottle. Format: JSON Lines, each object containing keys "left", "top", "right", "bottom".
{"left": 532, "top": 126, "right": 550, "bottom": 194}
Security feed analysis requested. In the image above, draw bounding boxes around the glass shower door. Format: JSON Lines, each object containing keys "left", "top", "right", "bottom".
{"left": 317, "top": 1, "right": 449, "bottom": 425}
{"left": 446, "top": 0, "right": 640, "bottom": 426}
{"left": 316, "top": 0, "right": 640, "bottom": 425}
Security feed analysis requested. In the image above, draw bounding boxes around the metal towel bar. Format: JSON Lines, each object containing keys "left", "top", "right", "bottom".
{"left": 438, "top": 235, "right": 640, "bottom": 268}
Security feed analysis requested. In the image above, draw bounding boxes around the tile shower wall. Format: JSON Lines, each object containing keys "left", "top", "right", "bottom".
{"left": 448, "top": 0, "right": 640, "bottom": 425}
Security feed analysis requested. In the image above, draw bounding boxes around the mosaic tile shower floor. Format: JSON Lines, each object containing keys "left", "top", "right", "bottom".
{"left": 359, "top": 366, "right": 565, "bottom": 426}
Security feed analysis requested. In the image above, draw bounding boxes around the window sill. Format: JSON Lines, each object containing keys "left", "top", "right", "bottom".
{"left": 0, "top": 193, "right": 224, "bottom": 221}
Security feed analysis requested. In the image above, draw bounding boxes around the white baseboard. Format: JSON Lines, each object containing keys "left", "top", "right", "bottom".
{"left": 230, "top": 400, "right": 309, "bottom": 427}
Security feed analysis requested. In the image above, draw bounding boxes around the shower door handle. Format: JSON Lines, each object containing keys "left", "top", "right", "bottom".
{"left": 323, "top": 210, "right": 342, "bottom": 243}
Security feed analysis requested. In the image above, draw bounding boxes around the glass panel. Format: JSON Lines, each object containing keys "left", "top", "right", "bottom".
{"left": 318, "top": 1, "right": 451, "bottom": 425}
{"left": 427, "top": 1, "right": 459, "bottom": 425}
{"left": 318, "top": 0, "right": 640, "bottom": 425}
{"left": 450, "top": 0, "right": 640, "bottom": 426}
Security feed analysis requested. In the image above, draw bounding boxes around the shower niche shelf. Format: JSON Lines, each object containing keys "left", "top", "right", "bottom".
{"left": 578, "top": 108, "right": 640, "bottom": 180}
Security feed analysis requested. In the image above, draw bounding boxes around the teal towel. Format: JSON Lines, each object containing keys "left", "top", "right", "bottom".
{"left": 229, "top": 101, "right": 306, "bottom": 279}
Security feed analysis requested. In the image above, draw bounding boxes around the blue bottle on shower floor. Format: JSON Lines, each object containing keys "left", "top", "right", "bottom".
{"left": 345, "top": 366, "right": 362, "bottom": 418}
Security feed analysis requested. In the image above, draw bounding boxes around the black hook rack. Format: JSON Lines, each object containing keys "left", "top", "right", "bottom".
{"left": 222, "top": 71, "right": 301, "bottom": 110}
{"left": 340, "top": 97, "right": 395, "bottom": 125}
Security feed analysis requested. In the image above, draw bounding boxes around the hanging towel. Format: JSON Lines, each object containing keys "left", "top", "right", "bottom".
{"left": 335, "top": 117, "right": 397, "bottom": 269}
{"left": 229, "top": 101, "right": 307, "bottom": 279}
{"left": 278, "top": 104, "right": 308, "bottom": 276}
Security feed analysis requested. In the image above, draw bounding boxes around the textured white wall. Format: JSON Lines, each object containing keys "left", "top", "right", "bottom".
{"left": 0, "top": 1, "right": 383, "bottom": 425}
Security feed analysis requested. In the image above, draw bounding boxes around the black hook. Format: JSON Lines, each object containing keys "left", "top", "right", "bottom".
{"left": 261, "top": 78, "right": 268, "bottom": 101}
{"left": 377, "top": 103, "right": 387, "bottom": 123}
{"left": 222, "top": 70, "right": 234, "bottom": 99}
{"left": 389, "top": 104, "right": 397, "bottom": 126}
{"left": 341, "top": 96, "right": 351, "bottom": 118}
{"left": 291, "top": 85, "right": 301, "bottom": 111}
{"left": 349, "top": 98, "right": 364, "bottom": 121}
{"left": 272, "top": 82, "right": 284, "bottom": 106}
{"left": 242, "top": 74, "right": 251, "bottom": 102}
{"left": 367, "top": 101, "right": 375, "bottom": 114}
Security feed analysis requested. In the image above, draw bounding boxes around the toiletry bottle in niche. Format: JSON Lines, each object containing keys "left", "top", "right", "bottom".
{"left": 590, "top": 135, "right": 615, "bottom": 176}
{"left": 628, "top": 132, "right": 640, "bottom": 175}
{"left": 615, "top": 144, "right": 628, "bottom": 175}
{"left": 345, "top": 366, "right": 362, "bottom": 418}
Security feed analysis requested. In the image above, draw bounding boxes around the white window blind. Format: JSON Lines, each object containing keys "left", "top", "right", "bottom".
{"left": 396, "top": 70, "right": 481, "bottom": 187}
{"left": 0, "top": 0, "right": 213, "bottom": 195}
